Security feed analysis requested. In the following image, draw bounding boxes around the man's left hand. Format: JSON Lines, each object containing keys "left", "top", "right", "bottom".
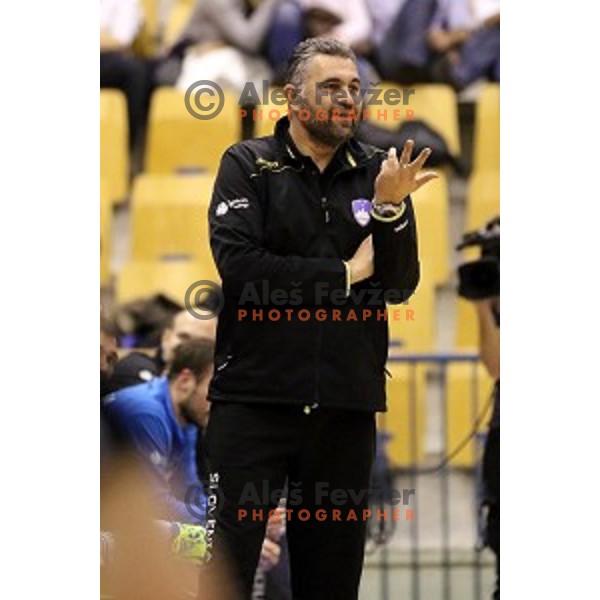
{"left": 374, "top": 140, "right": 438, "bottom": 205}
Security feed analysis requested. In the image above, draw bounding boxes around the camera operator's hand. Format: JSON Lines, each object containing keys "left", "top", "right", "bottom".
{"left": 374, "top": 140, "right": 438, "bottom": 205}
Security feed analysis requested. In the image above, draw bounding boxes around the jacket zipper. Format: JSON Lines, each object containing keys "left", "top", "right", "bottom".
{"left": 321, "top": 196, "right": 330, "bottom": 223}
{"left": 310, "top": 163, "right": 362, "bottom": 411}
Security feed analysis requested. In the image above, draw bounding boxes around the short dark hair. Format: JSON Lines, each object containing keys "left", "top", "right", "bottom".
{"left": 168, "top": 338, "right": 215, "bottom": 382}
{"left": 285, "top": 38, "right": 357, "bottom": 87}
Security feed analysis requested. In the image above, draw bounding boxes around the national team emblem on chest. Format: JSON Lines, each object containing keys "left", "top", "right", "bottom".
{"left": 351, "top": 198, "right": 372, "bottom": 227}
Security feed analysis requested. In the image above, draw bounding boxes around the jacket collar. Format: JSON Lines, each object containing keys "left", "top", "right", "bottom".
{"left": 274, "top": 116, "right": 369, "bottom": 170}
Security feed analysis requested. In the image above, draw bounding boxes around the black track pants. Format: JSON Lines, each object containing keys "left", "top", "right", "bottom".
{"left": 203, "top": 402, "right": 376, "bottom": 600}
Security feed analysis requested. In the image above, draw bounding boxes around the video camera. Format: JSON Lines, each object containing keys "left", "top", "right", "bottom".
{"left": 456, "top": 216, "right": 500, "bottom": 300}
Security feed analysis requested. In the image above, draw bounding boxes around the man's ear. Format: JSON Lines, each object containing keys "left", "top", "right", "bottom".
{"left": 174, "top": 368, "right": 194, "bottom": 393}
{"left": 284, "top": 83, "right": 301, "bottom": 114}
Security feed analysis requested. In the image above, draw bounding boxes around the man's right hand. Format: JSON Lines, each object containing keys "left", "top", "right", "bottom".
{"left": 348, "top": 235, "right": 374, "bottom": 284}
{"left": 259, "top": 538, "right": 281, "bottom": 571}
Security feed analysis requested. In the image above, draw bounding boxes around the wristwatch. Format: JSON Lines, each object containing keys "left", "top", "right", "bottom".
{"left": 371, "top": 200, "right": 407, "bottom": 222}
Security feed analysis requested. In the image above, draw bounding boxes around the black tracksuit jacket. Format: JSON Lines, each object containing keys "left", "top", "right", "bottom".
{"left": 207, "top": 117, "right": 419, "bottom": 412}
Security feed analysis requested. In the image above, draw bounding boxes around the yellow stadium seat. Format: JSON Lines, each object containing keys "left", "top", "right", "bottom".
{"left": 133, "top": 0, "right": 160, "bottom": 57}
{"left": 378, "top": 363, "right": 427, "bottom": 467}
{"left": 366, "top": 83, "right": 460, "bottom": 157}
{"left": 130, "top": 173, "right": 215, "bottom": 267}
{"left": 100, "top": 180, "right": 112, "bottom": 286}
{"left": 145, "top": 87, "right": 241, "bottom": 174}
{"left": 116, "top": 259, "right": 220, "bottom": 305}
{"left": 473, "top": 84, "right": 499, "bottom": 172}
{"left": 445, "top": 362, "right": 494, "bottom": 467}
{"left": 253, "top": 87, "right": 289, "bottom": 137}
{"left": 466, "top": 170, "right": 500, "bottom": 233}
{"left": 388, "top": 274, "right": 435, "bottom": 352}
{"left": 412, "top": 172, "right": 449, "bottom": 285}
{"left": 163, "top": 2, "right": 194, "bottom": 47}
{"left": 100, "top": 90, "right": 130, "bottom": 203}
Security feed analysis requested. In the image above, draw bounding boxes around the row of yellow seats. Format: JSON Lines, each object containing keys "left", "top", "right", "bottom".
{"left": 473, "top": 84, "right": 500, "bottom": 173}
{"left": 252, "top": 83, "right": 461, "bottom": 159}
{"left": 123, "top": 172, "right": 443, "bottom": 351}
{"left": 379, "top": 362, "right": 493, "bottom": 468}
{"left": 100, "top": 90, "right": 129, "bottom": 206}
{"left": 116, "top": 172, "right": 219, "bottom": 303}
{"left": 103, "top": 169, "right": 491, "bottom": 348}
{"left": 102, "top": 82, "right": 496, "bottom": 202}
{"left": 143, "top": 83, "right": 461, "bottom": 174}
{"left": 128, "top": 171, "right": 449, "bottom": 275}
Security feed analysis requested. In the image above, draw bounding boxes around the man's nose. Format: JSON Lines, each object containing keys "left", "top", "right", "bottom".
{"left": 337, "top": 90, "right": 356, "bottom": 109}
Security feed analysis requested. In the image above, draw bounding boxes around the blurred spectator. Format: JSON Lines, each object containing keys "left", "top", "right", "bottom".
{"left": 103, "top": 339, "right": 215, "bottom": 524}
{"left": 428, "top": 0, "right": 500, "bottom": 90}
{"left": 267, "top": 0, "right": 376, "bottom": 83}
{"left": 301, "top": 0, "right": 371, "bottom": 48}
{"left": 266, "top": 1, "right": 305, "bottom": 83}
{"left": 100, "top": 0, "right": 149, "bottom": 150}
{"left": 156, "top": 0, "right": 280, "bottom": 93}
{"left": 109, "top": 308, "right": 217, "bottom": 393}
{"left": 369, "top": 0, "right": 437, "bottom": 84}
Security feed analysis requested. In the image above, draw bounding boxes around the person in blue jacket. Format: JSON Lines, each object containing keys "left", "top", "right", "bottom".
{"left": 103, "top": 338, "right": 214, "bottom": 524}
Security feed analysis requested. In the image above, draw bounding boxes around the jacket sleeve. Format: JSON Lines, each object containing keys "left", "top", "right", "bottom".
{"left": 120, "top": 412, "right": 206, "bottom": 524}
{"left": 371, "top": 196, "right": 420, "bottom": 304}
{"left": 209, "top": 148, "right": 348, "bottom": 303}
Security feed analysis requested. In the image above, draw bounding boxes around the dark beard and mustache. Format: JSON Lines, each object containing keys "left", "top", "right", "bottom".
{"left": 296, "top": 96, "right": 360, "bottom": 147}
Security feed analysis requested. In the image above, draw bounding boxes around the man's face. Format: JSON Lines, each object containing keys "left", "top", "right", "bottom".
{"left": 178, "top": 365, "right": 214, "bottom": 428}
{"left": 100, "top": 331, "right": 118, "bottom": 379}
{"left": 287, "top": 54, "right": 362, "bottom": 147}
{"left": 161, "top": 311, "right": 217, "bottom": 365}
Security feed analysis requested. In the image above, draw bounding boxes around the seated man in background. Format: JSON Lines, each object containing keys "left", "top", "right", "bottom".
{"left": 103, "top": 339, "right": 215, "bottom": 524}
{"left": 157, "top": 0, "right": 280, "bottom": 95}
{"left": 109, "top": 307, "right": 217, "bottom": 393}
{"left": 102, "top": 337, "right": 283, "bottom": 574}
{"left": 369, "top": 0, "right": 437, "bottom": 84}
{"left": 427, "top": 0, "right": 500, "bottom": 90}
{"left": 267, "top": 0, "right": 376, "bottom": 84}
{"left": 100, "top": 0, "right": 149, "bottom": 151}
